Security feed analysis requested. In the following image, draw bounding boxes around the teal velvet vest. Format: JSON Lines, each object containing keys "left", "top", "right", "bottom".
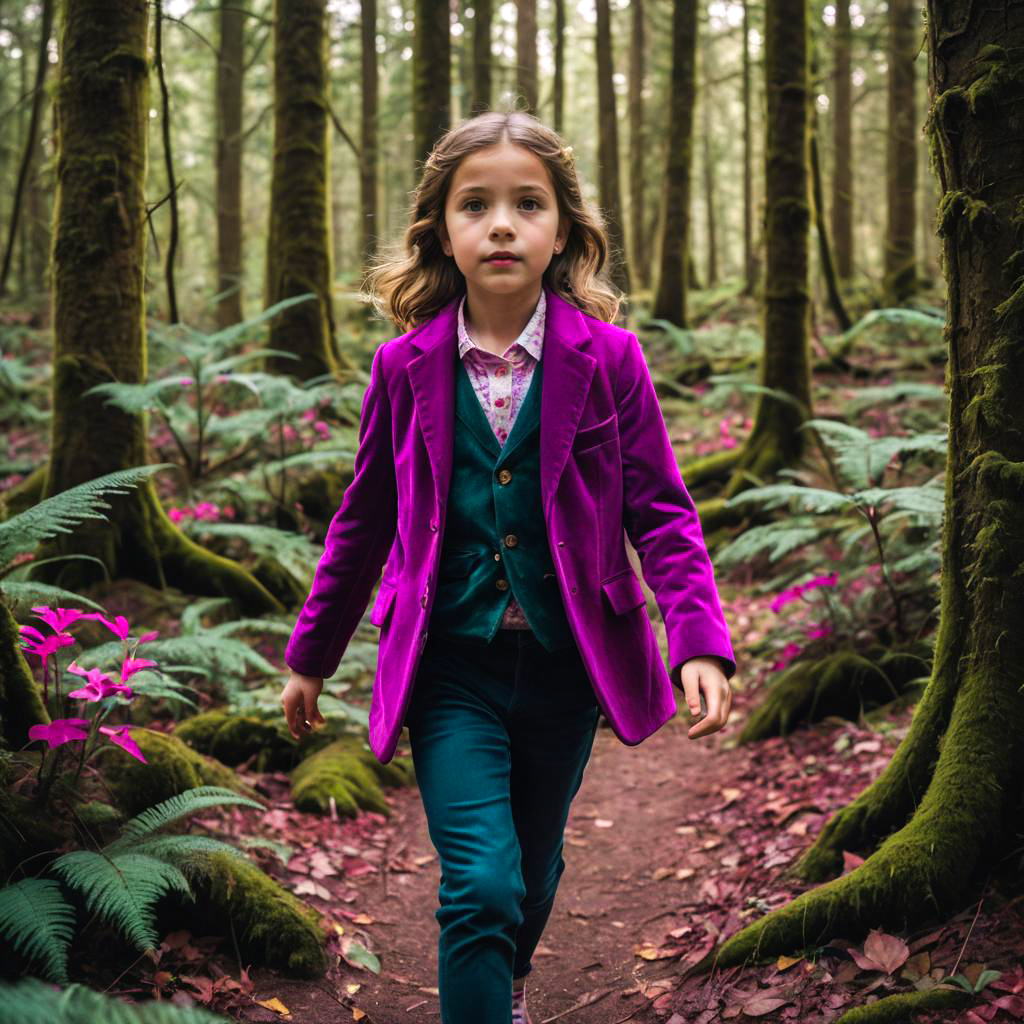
{"left": 428, "top": 348, "right": 575, "bottom": 651}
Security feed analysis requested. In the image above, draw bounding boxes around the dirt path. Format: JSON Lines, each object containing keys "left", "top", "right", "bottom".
{"left": 246, "top": 686, "right": 761, "bottom": 1023}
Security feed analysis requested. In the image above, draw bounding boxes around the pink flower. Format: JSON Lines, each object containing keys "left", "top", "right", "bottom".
{"left": 282, "top": 424, "right": 298, "bottom": 443}
{"left": 19, "top": 625, "right": 76, "bottom": 670}
{"left": 313, "top": 420, "right": 330, "bottom": 440}
{"left": 301, "top": 408, "right": 317, "bottom": 422}
{"left": 28, "top": 718, "right": 90, "bottom": 749}
{"left": 222, "top": 506, "right": 236, "bottom": 520}
{"left": 179, "top": 377, "right": 193, "bottom": 388}
{"left": 168, "top": 506, "right": 183, "bottom": 523}
{"left": 32, "top": 607, "right": 88, "bottom": 633}
{"left": 83, "top": 613, "right": 133, "bottom": 641}
{"left": 66, "top": 662, "right": 134, "bottom": 701}
{"left": 121, "top": 656, "right": 157, "bottom": 683}
{"left": 99, "top": 725, "right": 147, "bottom": 764}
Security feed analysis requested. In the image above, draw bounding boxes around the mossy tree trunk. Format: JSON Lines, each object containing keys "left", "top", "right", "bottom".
{"left": 359, "top": 0, "right": 379, "bottom": 270}
{"left": 741, "top": 0, "right": 756, "bottom": 297}
{"left": 0, "top": 601, "right": 49, "bottom": 750}
{"left": 627, "top": 0, "right": 648, "bottom": 291}
{"left": 412, "top": 0, "right": 449, "bottom": 172}
{"left": 883, "top": 0, "right": 918, "bottom": 305}
{"left": 830, "top": 0, "right": 853, "bottom": 282}
{"left": 716, "top": 0, "right": 812, "bottom": 509}
{"left": 594, "top": 0, "right": 630, "bottom": 300}
{"left": 30, "top": 0, "right": 281, "bottom": 618}
{"left": 651, "top": 0, "right": 696, "bottom": 326}
{"left": 551, "top": 0, "right": 564, "bottom": 133}
{"left": 689, "top": 2, "right": 1024, "bottom": 975}
{"left": 701, "top": 31, "right": 718, "bottom": 289}
{"left": 264, "top": 0, "right": 340, "bottom": 381}
{"left": 215, "top": 0, "right": 246, "bottom": 330}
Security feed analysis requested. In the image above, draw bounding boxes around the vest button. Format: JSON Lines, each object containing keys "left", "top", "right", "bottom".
{"left": 497, "top": 469, "right": 512, "bottom": 485}
{"left": 503, "top": 534, "right": 518, "bottom": 547}
{"left": 496, "top": 578, "right": 509, "bottom": 591}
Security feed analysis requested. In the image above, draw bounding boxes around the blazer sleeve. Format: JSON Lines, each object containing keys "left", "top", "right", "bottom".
{"left": 615, "top": 331, "right": 737, "bottom": 683}
{"left": 284, "top": 343, "right": 398, "bottom": 679}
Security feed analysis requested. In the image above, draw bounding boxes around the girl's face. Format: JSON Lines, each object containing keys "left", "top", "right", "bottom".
{"left": 438, "top": 142, "right": 568, "bottom": 300}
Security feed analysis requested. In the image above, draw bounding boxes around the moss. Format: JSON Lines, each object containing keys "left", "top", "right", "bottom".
{"left": 290, "top": 734, "right": 415, "bottom": 818}
{"left": 833, "top": 987, "right": 974, "bottom": 1022}
{"left": 0, "top": 784, "right": 67, "bottom": 878}
{"left": 93, "top": 727, "right": 259, "bottom": 817}
{"left": 0, "top": 601, "right": 49, "bottom": 750}
{"left": 175, "top": 707, "right": 348, "bottom": 772}
{"left": 169, "top": 851, "right": 328, "bottom": 978}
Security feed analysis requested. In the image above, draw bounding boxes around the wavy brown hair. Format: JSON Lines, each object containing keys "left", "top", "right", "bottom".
{"left": 361, "top": 106, "right": 623, "bottom": 332}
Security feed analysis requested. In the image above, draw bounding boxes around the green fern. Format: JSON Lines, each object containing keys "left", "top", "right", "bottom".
{"left": 179, "top": 522, "right": 319, "bottom": 586}
{"left": 0, "top": 976, "right": 230, "bottom": 1022}
{"left": 0, "top": 581, "right": 106, "bottom": 615}
{"left": 0, "top": 787, "right": 265, "bottom": 983}
{"left": 0, "top": 465, "right": 173, "bottom": 567}
{"left": 0, "top": 878, "right": 76, "bottom": 984}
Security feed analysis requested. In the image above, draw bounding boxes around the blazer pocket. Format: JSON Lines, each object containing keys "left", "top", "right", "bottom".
{"left": 572, "top": 412, "right": 618, "bottom": 453}
{"left": 438, "top": 549, "right": 478, "bottom": 580}
{"left": 369, "top": 580, "right": 397, "bottom": 627}
{"left": 600, "top": 569, "right": 647, "bottom": 615}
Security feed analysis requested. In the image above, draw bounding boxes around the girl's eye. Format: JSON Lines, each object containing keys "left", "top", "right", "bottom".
{"left": 463, "top": 198, "right": 541, "bottom": 212}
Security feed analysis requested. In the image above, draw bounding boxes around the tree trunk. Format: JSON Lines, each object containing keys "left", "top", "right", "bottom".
{"left": 215, "top": 0, "right": 246, "bottom": 330}
{"left": 701, "top": 31, "right": 718, "bottom": 290}
{"left": 264, "top": 0, "right": 341, "bottom": 380}
{"left": 717, "top": 0, "right": 812, "bottom": 511}
{"left": 552, "top": 0, "right": 564, "bottom": 134}
{"left": 516, "top": 0, "right": 538, "bottom": 114}
{"left": 627, "top": 0, "right": 647, "bottom": 291}
{"left": 651, "top": 0, "right": 696, "bottom": 325}
{"left": 154, "top": 0, "right": 181, "bottom": 324}
{"left": 687, "top": 1, "right": 1024, "bottom": 983}
{"left": 0, "top": 602, "right": 49, "bottom": 751}
{"left": 830, "top": 0, "right": 853, "bottom": 281}
{"left": 0, "top": 0, "right": 54, "bottom": 299}
{"left": 883, "top": 0, "right": 918, "bottom": 305}
{"left": 741, "top": 0, "right": 756, "bottom": 296}
{"left": 360, "top": 0, "right": 379, "bottom": 269}
{"left": 593, "top": 0, "right": 630, "bottom": 300}
{"left": 471, "top": 0, "right": 492, "bottom": 115}
{"left": 31, "top": 0, "right": 281, "bottom": 617}
{"left": 413, "top": 0, "right": 450, "bottom": 171}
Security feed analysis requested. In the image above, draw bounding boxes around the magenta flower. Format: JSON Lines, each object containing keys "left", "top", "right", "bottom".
{"left": 32, "top": 607, "right": 88, "bottom": 633}
{"left": 66, "top": 662, "right": 134, "bottom": 701}
{"left": 28, "top": 718, "right": 91, "bottom": 749}
{"left": 301, "top": 408, "right": 316, "bottom": 422}
{"left": 222, "top": 506, "right": 235, "bottom": 520}
{"left": 99, "top": 725, "right": 147, "bottom": 764}
{"left": 179, "top": 377, "right": 193, "bottom": 388}
{"left": 168, "top": 506, "right": 183, "bottom": 523}
{"left": 313, "top": 420, "right": 330, "bottom": 440}
{"left": 83, "top": 612, "right": 134, "bottom": 641}
{"left": 282, "top": 424, "right": 298, "bottom": 443}
{"left": 770, "top": 571, "right": 840, "bottom": 612}
{"left": 121, "top": 656, "right": 157, "bottom": 683}
{"left": 19, "top": 624, "right": 76, "bottom": 671}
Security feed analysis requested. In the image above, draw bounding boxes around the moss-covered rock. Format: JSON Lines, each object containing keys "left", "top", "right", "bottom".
{"left": 737, "top": 642, "right": 933, "bottom": 742}
{"left": 174, "top": 707, "right": 349, "bottom": 772}
{"left": 158, "top": 851, "right": 328, "bottom": 978}
{"left": 290, "top": 734, "right": 414, "bottom": 817}
{"left": 94, "top": 728, "right": 259, "bottom": 817}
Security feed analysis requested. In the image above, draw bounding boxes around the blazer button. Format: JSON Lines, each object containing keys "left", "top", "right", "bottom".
{"left": 496, "top": 578, "right": 509, "bottom": 591}
{"left": 558, "top": 541, "right": 565, "bottom": 547}
{"left": 503, "top": 534, "right": 518, "bottom": 547}
{"left": 570, "top": 586, "right": 577, "bottom": 594}
{"left": 497, "top": 469, "right": 512, "bottom": 485}
{"left": 430, "top": 521, "right": 438, "bottom": 531}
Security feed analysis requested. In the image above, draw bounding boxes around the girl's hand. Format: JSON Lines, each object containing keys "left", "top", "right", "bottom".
{"left": 281, "top": 670, "right": 326, "bottom": 740}
{"left": 676, "top": 657, "right": 733, "bottom": 739}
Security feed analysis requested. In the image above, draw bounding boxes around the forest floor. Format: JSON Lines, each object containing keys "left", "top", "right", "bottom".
{"left": 99, "top": 577, "right": 1024, "bottom": 1024}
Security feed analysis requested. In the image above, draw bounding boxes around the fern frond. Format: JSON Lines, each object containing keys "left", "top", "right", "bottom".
{"left": 0, "top": 465, "right": 173, "bottom": 565}
{"left": 0, "top": 976, "right": 230, "bottom": 1022}
{"left": 261, "top": 445, "right": 358, "bottom": 476}
{"left": 0, "top": 581, "right": 105, "bottom": 614}
{"left": 182, "top": 522, "right": 319, "bottom": 585}
{"left": 49, "top": 851, "right": 192, "bottom": 955}
{"left": 82, "top": 379, "right": 189, "bottom": 415}
{"left": 723, "top": 483, "right": 855, "bottom": 515}
{"left": 107, "top": 786, "right": 265, "bottom": 850}
{"left": 0, "top": 877, "right": 76, "bottom": 984}
{"left": 714, "top": 518, "right": 836, "bottom": 568}
{"left": 125, "top": 835, "right": 251, "bottom": 875}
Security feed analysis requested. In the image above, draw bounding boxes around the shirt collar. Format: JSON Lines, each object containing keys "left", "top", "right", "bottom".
{"left": 457, "top": 287, "right": 546, "bottom": 363}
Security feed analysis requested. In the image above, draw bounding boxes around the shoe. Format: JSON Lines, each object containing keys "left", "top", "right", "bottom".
{"left": 511, "top": 983, "right": 531, "bottom": 1024}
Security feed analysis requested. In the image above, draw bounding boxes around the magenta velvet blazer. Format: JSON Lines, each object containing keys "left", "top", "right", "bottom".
{"left": 284, "top": 283, "right": 736, "bottom": 763}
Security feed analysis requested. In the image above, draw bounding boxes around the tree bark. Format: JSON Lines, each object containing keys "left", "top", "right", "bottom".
{"left": 413, "top": 0, "right": 450, "bottom": 171}
{"left": 883, "top": 0, "right": 918, "bottom": 304}
{"left": 552, "top": 0, "right": 564, "bottom": 133}
{"left": 264, "top": 0, "right": 341, "bottom": 380}
{"left": 627, "top": 0, "right": 648, "bottom": 291}
{"left": 687, "top": 0, "right": 1024, "bottom": 976}
{"left": 741, "top": 0, "right": 756, "bottom": 296}
{"left": 516, "top": 0, "right": 538, "bottom": 114}
{"left": 30, "top": 0, "right": 281, "bottom": 617}
{"left": 360, "top": 0, "right": 379, "bottom": 270}
{"left": 830, "top": 0, "right": 853, "bottom": 281}
{"left": 215, "top": 0, "right": 246, "bottom": 329}
{"left": 471, "top": 0, "right": 492, "bottom": 115}
{"left": 700, "top": 30, "right": 718, "bottom": 289}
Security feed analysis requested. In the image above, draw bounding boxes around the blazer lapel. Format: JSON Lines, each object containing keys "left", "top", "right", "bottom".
{"left": 407, "top": 283, "right": 596, "bottom": 517}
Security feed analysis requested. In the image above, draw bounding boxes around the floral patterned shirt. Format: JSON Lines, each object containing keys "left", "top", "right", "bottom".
{"left": 456, "top": 288, "right": 546, "bottom": 630}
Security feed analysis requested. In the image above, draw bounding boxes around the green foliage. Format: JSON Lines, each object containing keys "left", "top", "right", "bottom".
{"left": 178, "top": 521, "right": 320, "bottom": 589}
{"left": 0, "top": 465, "right": 173, "bottom": 573}
{"left": 0, "top": 976, "right": 230, "bottom": 1022}
{"left": 0, "top": 787, "right": 264, "bottom": 985}
{"left": 827, "top": 306, "right": 946, "bottom": 349}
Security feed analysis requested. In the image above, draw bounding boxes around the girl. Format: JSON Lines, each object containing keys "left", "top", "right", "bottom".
{"left": 280, "top": 108, "right": 736, "bottom": 1024}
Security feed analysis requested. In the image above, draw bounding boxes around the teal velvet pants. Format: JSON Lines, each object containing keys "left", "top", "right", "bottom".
{"left": 404, "top": 626, "right": 600, "bottom": 1024}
